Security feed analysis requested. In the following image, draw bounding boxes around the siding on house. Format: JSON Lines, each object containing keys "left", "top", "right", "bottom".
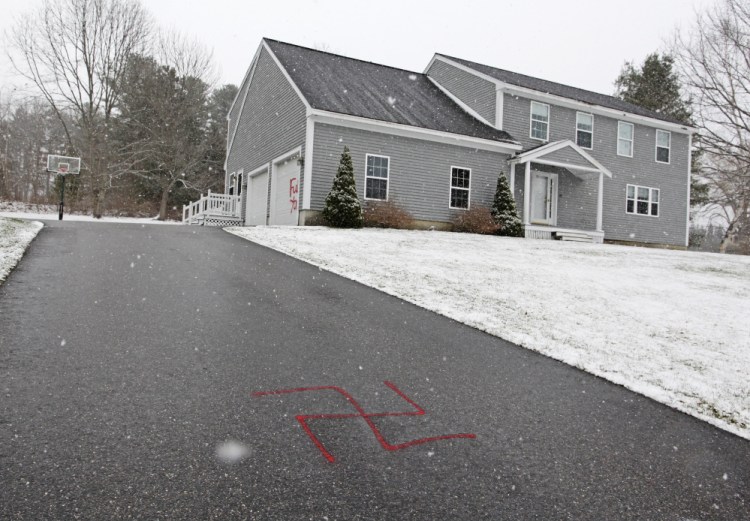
{"left": 425, "top": 59, "right": 496, "bottom": 125}
{"left": 226, "top": 47, "right": 307, "bottom": 220}
{"left": 311, "top": 123, "right": 510, "bottom": 223}
{"left": 502, "top": 93, "right": 689, "bottom": 246}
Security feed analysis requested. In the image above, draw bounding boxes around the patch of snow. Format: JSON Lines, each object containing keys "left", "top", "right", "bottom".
{"left": 0, "top": 217, "right": 44, "bottom": 284}
{"left": 226, "top": 226, "right": 750, "bottom": 440}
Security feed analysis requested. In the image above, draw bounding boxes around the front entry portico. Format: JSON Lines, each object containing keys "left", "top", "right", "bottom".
{"left": 508, "top": 140, "right": 612, "bottom": 243}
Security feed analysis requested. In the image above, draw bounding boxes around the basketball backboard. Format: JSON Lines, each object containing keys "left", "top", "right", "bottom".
{"left": 47, "top": 155, "right": 81, "bottom": 175}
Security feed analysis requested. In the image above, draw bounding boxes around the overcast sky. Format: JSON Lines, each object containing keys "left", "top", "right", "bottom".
{"left": 1, "top": 0, "right": 715, "bottom": 100}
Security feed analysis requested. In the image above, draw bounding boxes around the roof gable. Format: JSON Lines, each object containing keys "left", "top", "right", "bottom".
{"left": 435, "top": 54, "right": 689, "bottom": 127}
{"left": 263, "top": 39, "right": 517, "bottom": 144}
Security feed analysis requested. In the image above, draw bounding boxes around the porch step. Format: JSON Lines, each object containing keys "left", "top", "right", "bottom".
{"left": 553, "top": 231, "right": 595, "bottom": 243}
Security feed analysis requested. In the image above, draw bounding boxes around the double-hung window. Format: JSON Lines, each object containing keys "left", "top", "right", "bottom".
{"left": 365, "top": 154, "right": 389, "bottom": 200}
{"left": 576, "top": 112, "right": 593, "bottom": 149}
{"left": 626, "top": 184, "right": 659, "bottom": 216}
{"left": 530, "top": 101, "right": 550, "bottom": 141}
{"left": 450, "top": 167, "right": 471, "bottom": 209}
{"left": 656, "top": 130, "right": 671, "bottom": 164}
{"left": 618, "top": 122, "right": 634, "bottom": 157}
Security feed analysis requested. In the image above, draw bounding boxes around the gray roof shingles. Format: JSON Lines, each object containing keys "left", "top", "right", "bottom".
{"left": 439, "top": 54, "right": 689, "bottom": 126}
{"left": 264, "top": 39, "right": 518, "bottom": 144}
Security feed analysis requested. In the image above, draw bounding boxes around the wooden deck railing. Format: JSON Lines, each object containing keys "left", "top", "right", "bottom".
{"left": 183, "top": 190, "right": 241, "bottom": 224}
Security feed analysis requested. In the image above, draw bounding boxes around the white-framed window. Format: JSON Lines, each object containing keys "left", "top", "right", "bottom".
{"left": 656, "top": 130, "right": 671, "bottom": 164}
{"left": 236, "top": 170, "right": 243, "bottom": 196}
{"left": 617, "top": 122, "right": 634, "bottom": 157}
{"left": 365, "top": 154, "right": 389, "bottom": 200}
{"left": 626, "top": 184, "right": 659, "bottom": 217}
{"left": 449, "top": 166, "right": 471, "bottom": 209}
{"left": 576, "top": 112, "right": 593, "bottom": 149}
{"left": 228, "top": 172, "right": 236, "bottom": 195}
{"left": 530, "top": 101, "right": 550, "bottom": 141}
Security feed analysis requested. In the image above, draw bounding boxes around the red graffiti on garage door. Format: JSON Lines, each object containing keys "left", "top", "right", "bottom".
{"left": 253, "top": 381, "right": 476, "bottom": 463}
{"left": 289, "top": 177, "right": 298, "bottom": 213}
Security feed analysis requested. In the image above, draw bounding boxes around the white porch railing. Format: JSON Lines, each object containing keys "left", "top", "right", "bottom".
{"left": 183, "top": 190, "right": 242, "bottom": 225}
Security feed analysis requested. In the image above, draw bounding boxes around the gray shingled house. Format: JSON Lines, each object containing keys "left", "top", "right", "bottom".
{"left": 192, "top": 38, "right": 695, "bottom": 247}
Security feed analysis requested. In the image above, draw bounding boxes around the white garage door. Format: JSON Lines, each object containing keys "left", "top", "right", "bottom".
{"left": 269, "top": 156, "right": 300, "bottom": 226}
{"left": 245, "top": 171, "right": 268, "bottom": 225}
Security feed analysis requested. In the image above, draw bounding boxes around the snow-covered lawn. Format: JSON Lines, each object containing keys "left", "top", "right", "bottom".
{"left": 0, "top": 201, "right": 181, "bottom": 225}
{"left": 0, "top": 217, "right": 44, "bottom": 284}
{"left": 226, "top": 226, "right": 750, "bottom": 440}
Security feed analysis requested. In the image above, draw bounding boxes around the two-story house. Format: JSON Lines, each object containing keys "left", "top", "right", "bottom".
{"left": 219, "top": 38, "right": 694, "bottom": 247}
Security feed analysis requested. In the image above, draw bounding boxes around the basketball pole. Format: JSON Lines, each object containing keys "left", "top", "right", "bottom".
{"left": 58, "top": 174, "right": 65, "bottom": 221}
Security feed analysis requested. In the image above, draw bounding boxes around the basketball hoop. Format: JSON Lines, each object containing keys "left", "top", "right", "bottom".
{"left": 46, "top": 154, "right": 80, "bottom": 221}
{"left": 46, "top": 155, "right": 80, "bottom": 175}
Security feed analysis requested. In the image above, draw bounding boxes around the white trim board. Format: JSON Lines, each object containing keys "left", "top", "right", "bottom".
{"left": 309, "top": 109, "right": 521, "bottom": 154}
{"left": 508, "top": 139, "right": 612, "bottom": 178}
{"left": 262, "top": 40, "right": 312, "bottom": 111}
{"left": 427, "top": 54, "right": 697, "bottom": 135}
{"left": 303, "top": 116, "right": 314, "bottom": 210}
{"left": 248, "top": 164, "right": 269, "bottom": 178}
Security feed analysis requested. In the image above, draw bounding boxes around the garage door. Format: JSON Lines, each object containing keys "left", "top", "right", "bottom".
{"left": 269, "top": 156, "right": 300, "bottom": 225}
{"left": 245, "top": 170, "right": 268, "bottom": 225}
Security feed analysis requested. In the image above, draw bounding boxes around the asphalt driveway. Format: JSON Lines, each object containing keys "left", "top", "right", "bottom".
{"left": 0, "top": 221, "right": 747, "bottom": 520}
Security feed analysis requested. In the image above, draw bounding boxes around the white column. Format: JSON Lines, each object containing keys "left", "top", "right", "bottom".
{"left": 523, "top": 162, "right": 531, "bottom": 225}
{"left": 596, "top": 171, "right": 604, "bottom": 232}
{"left": 510, "top": 163, "right": 515, "bottom": 197}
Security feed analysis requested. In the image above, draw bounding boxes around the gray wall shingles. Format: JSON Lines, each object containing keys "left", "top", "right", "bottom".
{"left": 311, "top": 123, "right": 509, "bottom": 223}
{"left": 426, "top": 60, "right": 496, "bottom": 125}
{"left": 226, "top": 47, "right": 307, "bottom": 210}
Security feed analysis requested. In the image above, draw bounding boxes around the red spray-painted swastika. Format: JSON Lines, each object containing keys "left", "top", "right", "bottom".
{"left": 253, "top": 381, "right": 476, "bottom": 463}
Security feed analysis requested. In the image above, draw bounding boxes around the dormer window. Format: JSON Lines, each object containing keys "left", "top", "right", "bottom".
{"left": 530, "top": 101, "right": 550, "bottom": 141}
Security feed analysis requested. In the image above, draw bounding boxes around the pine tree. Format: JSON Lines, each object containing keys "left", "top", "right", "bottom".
{"left": 614, "top": 53, "right": 692, "bottom": 125}
{"left": 322, "top": 146, "right": 364, "bottom": 228}
{"left": 491, "top": 172, "right": 523, "bottom": 237}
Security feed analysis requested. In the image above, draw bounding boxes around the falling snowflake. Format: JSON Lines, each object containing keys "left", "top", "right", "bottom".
{"left": 387, "top": 96, "right": 396, "bottom": 106}
{"left": 60, "top": 339, "right": 66, "bottom": 347}
{"left": 408, "top": 74, "right": 417, "bottom": 81}
{"left": 216, "top": 441, "right": 250, "bottom": 464}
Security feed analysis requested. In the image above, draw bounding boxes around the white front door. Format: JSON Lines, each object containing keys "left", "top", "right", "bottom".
{"left": 530, "top": 173, "right": 557, "bottom": 225}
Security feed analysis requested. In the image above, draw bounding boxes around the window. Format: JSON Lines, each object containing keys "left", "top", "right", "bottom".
{"left": 576, "top": 112, "right": 593, "bottom": 149}
{"left": 228, "top": 172, "right": 236, "bottom": 195}
{"left": 450, "top": 167, "right": 471, "bottom": 209}
{"left": 626, "top": 184, "right": 659, "bottom": 216}
{"left": 530, "top": 101, "right": 550, "bottom": 141}
{"left": 656, "top": 130, "right": 671, "bottom": 164}
{"left": 365, "top": 154, "right": 389, "bottom": 200}
{"left": 617, "top": 122, "right": 634, "bottom": 157}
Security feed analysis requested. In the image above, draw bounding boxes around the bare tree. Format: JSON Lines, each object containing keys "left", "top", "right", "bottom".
{"left": 673, "top": 0, "right": 750, "bottom": 253}
{"left": 8, "top": 0, "right": 151, "bottom": 217}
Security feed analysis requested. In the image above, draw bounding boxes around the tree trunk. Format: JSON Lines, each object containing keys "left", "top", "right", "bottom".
{"left": 158, "top": 178, "right": 179, "bottom": 220}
